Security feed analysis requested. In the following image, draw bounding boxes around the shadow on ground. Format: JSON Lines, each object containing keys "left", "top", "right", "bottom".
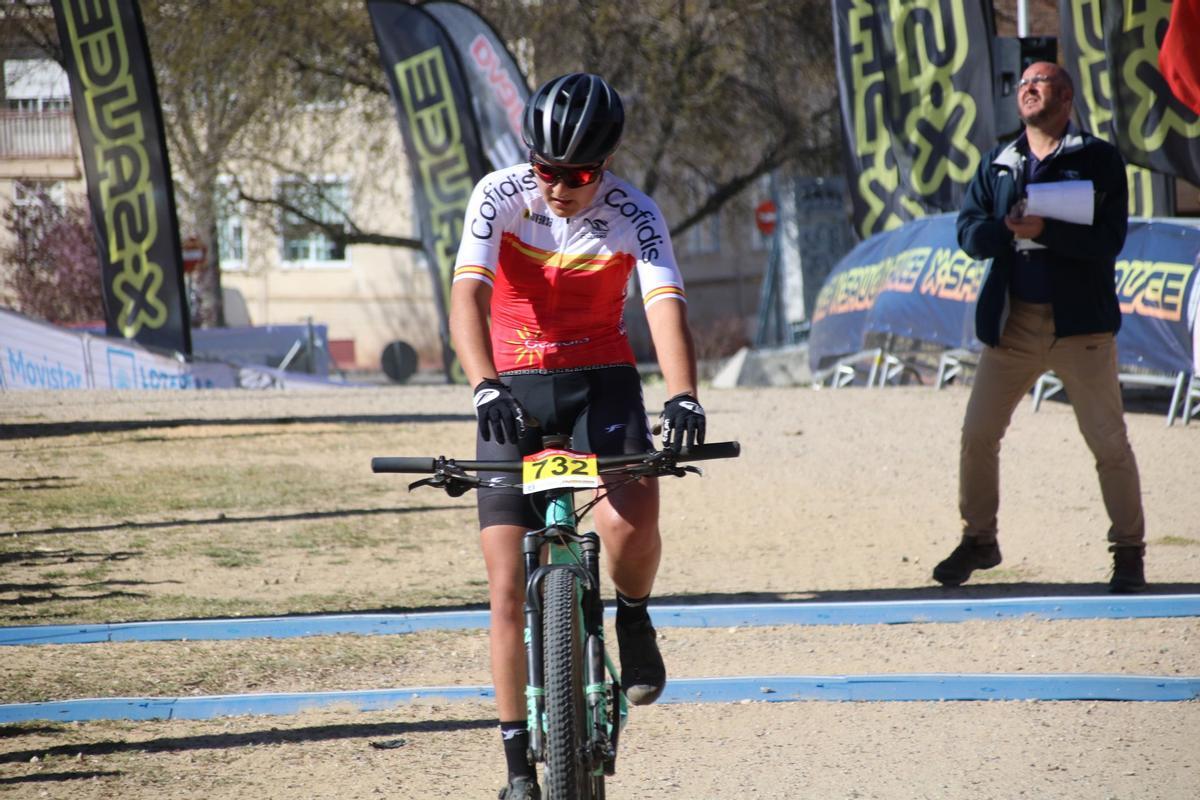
{"left": 0, "top": 718, "right": 495, "bottom": 765}
{"left": 0, "top": 413, "right": 473, "bottom": 441}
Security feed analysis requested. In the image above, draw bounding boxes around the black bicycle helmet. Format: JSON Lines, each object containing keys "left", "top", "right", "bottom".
{"left": 522, "top": 73, "right": 624, "bottom": 165}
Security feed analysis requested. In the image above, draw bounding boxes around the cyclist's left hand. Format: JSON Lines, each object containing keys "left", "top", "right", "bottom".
{"left": 660, "top": 392, "right": 705, "bottom": 451}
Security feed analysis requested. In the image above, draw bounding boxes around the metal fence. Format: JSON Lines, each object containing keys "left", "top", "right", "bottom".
{"left": 0, "top": 111, "right": 76, "bottom": 158}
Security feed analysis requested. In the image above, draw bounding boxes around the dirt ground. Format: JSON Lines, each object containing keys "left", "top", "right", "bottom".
{"left": 1, "top": 381, "right": 1199, "bottom": 799}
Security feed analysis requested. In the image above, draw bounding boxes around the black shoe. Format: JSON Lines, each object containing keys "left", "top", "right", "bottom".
{"left": 932, "top": 538, "right": 1002, "bottom": 586}
{"left": 1109, "top": 546, "right": 1147, "bottom": 594}
{"left": 498, "top": 776, "right": 540, "bottom": 800}
{"left": 617, "top": 617, "right": 666, "bottom": 705}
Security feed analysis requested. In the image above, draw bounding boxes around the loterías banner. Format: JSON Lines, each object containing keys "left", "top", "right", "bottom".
{"left": 422, "top": 2, "right": 530, "bottom": 172}
{"left": 50, "top": 0, "right": 191, "bottom": 356}
{"left": 367, "top": 0, "right": 529, "bottom": 381}
{"left": 1059, "top": 0, "right": 1175, "bottom": 217}
{"left": 831, "top": 0, "right": 997, "bottom": 240}
{"left": 1101, "top": 0, "right": 1200, "bottom": 186}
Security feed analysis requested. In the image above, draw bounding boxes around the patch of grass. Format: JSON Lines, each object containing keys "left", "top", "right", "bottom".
{"left": 1155, "top": 535, "right": 1198, "bottom": 547}
{"left": 0, "top": 594, "right": 255, "bottom": 628}
{"left": 201, "top": 546, "right": 262, "bottom": 568}
{"left": 77, "top": 564, "right": 111, "bottom": 581}
{"left": 286, "top": 521, "right": 385, "bottom": 551}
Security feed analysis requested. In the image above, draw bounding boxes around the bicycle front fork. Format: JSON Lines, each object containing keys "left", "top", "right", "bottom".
{"left": 521, "top": 524, "right": 609, "bottom": 768}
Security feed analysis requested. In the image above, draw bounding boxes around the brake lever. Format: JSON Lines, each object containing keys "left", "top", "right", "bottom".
{"left": 407, "top": 467, "right": 478, "bottom": 497}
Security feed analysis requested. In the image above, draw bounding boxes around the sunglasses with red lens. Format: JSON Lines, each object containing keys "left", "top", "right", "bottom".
{"left": 529, "top": 158, "right": 604, "bottom": 188}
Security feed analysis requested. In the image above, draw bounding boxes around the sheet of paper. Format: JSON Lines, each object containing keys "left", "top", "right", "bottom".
{"left": 1023, "top": 180, "right": 1095, "bottom": 225}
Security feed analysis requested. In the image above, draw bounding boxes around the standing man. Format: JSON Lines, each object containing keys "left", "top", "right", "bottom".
{"left": 933, "top": 62, "right": 1146, "bottom": 593}
{"left": 451, "top": 73, "right": 706, "bottom": 800}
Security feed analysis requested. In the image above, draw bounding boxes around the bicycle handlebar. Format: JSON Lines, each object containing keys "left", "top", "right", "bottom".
{"left": 371, "top": 441, "right": 740, "bottom": 475}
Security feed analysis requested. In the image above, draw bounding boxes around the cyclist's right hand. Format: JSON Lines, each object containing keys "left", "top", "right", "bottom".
{"left": 472, "top": 378, "right": 526, "bottom": 444}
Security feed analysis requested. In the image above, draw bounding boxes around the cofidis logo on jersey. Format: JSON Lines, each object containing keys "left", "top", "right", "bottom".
{"left": 470, "top": 170, "right": 538, "bottom": 239}
{"left": 603, "top": 187, "right": 665, "bottom": 261}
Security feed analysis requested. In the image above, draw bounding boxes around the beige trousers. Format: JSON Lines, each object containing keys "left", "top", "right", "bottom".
{"left": 959, "top": 300, "right": 1145, "bottom": 547}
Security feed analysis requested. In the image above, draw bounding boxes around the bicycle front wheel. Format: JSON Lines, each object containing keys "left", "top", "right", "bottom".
{"left": 542, "top": 568, "right": 598, "bottom": 800}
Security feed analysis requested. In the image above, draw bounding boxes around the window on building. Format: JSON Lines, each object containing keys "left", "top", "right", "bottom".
{"left": 14, "top": 179, "right": 66, "bottom": 210}
{"left": 684, "top": 209, "right": 721, "bottom": 255}
{"left": 3, "top": 59, "right": 70, "bottom": 111}
{"left": 278, "top": 177, "right": 349, "bottom": 266}
{"left": 216, "top": 180, "right": 246, "bottom": 269}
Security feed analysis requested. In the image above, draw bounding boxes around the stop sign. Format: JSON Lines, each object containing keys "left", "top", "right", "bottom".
{"left": 755, "top": 200, "right": 777, "bottom": 235}
{"left": 182, "top": 236, "right": 207, "bottom": 274}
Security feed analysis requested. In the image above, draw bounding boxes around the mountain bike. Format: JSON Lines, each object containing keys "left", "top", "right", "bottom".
{"left": 372, "top": 437, "right": 740, "bottom": 799}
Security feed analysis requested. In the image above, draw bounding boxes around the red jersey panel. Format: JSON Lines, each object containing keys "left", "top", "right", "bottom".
{"left": 453, "top": 164, "right": 685, "bottom": 374}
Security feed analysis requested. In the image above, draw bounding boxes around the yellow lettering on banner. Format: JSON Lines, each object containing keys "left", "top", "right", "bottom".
{"left": 919, "top": 247, "right": 985, "bottom": 302}
{"left": 812, "top": 260, "right": 892, "bottom": 322}
{"left": 1114, "top": 259, "right": 1193, "bottom": 321}
{"left": 396, "top": 47, "right": 475, "bottom": 302}
{"left": 889, "top": 0, "right": 980, "bottom": 195}
{"left": 1071, "top": 0, "right": 1113, "bottom": 138}
{"left": 848, "top": 0, "right": 903, "bottom": 236}
{"left": 1069, "top": 0, "right": 1161, "bottom": 216}
{"left": 63, "top": 0, "right": 168, "bottom": 338}
{"left": 881, "top": 247, "right": 931, "bottom": 293}
{"left": 1120, "top": 0, "right": 1200, "bottom": 149}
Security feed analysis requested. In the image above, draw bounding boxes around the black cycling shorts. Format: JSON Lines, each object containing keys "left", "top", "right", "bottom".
{"left": 476, "top": 365, "right": 652, "bottom": 530}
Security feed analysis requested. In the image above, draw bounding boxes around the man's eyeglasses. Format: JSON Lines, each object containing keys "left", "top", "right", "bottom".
{"left": 1017, "top": 75, "right": 1055, "bottom": 89}
{"left": 529, "top": 156, "right": 605, "bottom": 189}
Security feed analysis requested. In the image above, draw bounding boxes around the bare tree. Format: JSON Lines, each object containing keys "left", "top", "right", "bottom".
{"left": 5, "top": 0, "right": 840, "bottom": 324}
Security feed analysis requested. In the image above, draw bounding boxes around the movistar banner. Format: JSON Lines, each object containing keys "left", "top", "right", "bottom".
{"left": 810, "top": 214, "right": 1200, "bottom": 376}
{"left": 50, "top": 0, "right": 191, "bottom": 355}
{"left": 809, "top": 214, "right": 984, "bottom": 368}
{"left": 368, "top": 0, "right": 492, "bottom": 380}
{"left": 832, "top": 0, "right": 997, "bottom": 239}
{"left": 1101, "top": 0, "right": 1200, "bottom": 185}
{"left": 423, "top": 1, "right": 529, "bottom": 171}
{"left": 1059, "top": 0, "right": 1174, "bottom": 217}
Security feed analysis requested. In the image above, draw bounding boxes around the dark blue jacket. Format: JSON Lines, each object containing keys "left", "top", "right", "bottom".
{"left": 956, "top": 124, "right": 1128, "bottom": 347}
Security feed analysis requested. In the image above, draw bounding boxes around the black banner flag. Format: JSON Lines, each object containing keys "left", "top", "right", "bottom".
{"left": 1102, "top": 0, "right": 1200, "bottom": 186}
{"left": 1059, "top": 0, "right": 1174, "bottom": 217}
{"left": 833, "top": 0, "right": 997, "bottom": 240}
{"left": 50, "top": 0, "right": 191, "bottom": 355}
{"left": 367, "top": 0, "right": 492, "bottom": 380}
{"left": 423, "top": 1, "right": 530, "bottom": 171}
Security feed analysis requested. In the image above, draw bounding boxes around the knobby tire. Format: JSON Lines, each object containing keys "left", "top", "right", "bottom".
{"left": 542, "top": 568, "right": 597, "bottom": 800}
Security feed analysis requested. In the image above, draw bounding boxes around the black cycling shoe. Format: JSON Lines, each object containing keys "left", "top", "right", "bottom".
{"left": 617, "top": 618, "right": 666, "bottom": 705}
{"left": 1108, "top": 545, "right": 1147, "bottom": 594}
{"left": 932, "top": 537, "right": 1002, "bottom": 587}
{"left": 498, "top": 776, "right": 540, "bottom": 800}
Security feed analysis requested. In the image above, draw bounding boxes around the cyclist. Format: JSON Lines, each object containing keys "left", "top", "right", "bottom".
{"left": 450, "top": 72, "right": 707, "bottom": 800}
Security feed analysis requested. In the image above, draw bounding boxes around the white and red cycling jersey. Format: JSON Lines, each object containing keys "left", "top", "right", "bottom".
{"left": 453, "top": 164, "right": 686, "bottom": 374}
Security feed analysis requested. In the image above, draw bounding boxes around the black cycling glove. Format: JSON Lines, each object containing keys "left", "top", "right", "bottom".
{"left": 473, "top": 378, "right": 526, "bottom": 445}
{"left": 660, "top": 392, "right": 705, "bottom": 452}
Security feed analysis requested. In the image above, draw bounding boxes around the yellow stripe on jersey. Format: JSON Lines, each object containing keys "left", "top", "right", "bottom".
{"left": 454, "top": 264, "right": 496, "bottom": 282}
{"left": 643, "top": 285, "right": 686, "bottom": 306}
{"left": 504, "top": 233, "right": 618, "bottom": 273}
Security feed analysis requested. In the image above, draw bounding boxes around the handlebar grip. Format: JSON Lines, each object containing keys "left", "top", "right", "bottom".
{"left": 371, "top": 456, "right": 437, "bottom": 474}
{"left": 676, "top": 441, "right": 741, "bottom": 461}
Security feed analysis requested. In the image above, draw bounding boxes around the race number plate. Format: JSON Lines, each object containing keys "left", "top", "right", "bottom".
{"left": 522, "top": 448, "right": 599, "bottom": 494}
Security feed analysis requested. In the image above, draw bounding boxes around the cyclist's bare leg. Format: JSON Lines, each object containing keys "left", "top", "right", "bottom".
{"left": 480, "top": 523, "right": 530, "bottom": 720}
{"left": 594, "top": 476, "right": 661, "bottom": 596}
